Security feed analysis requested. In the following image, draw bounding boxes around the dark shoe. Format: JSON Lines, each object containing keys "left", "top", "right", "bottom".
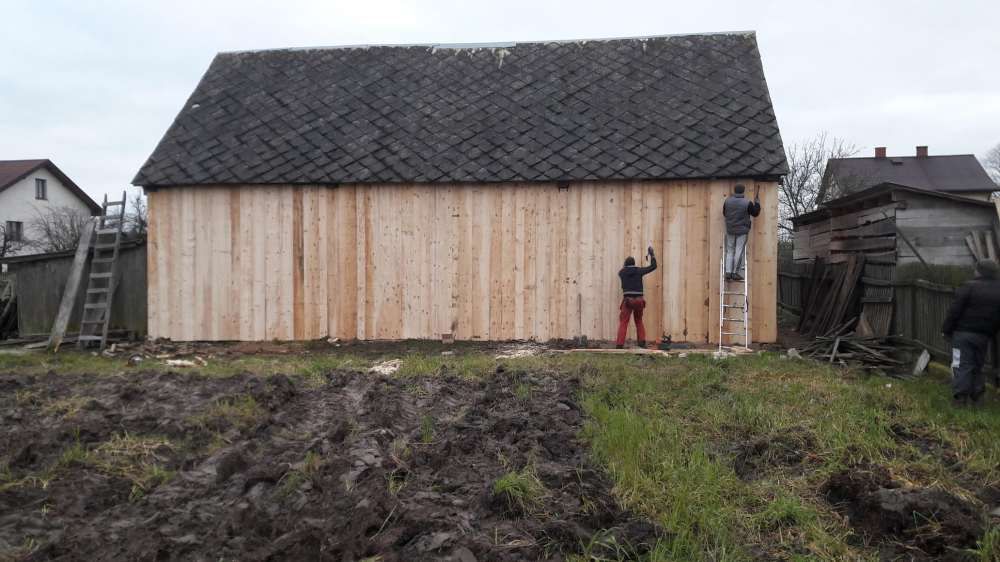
{"left": 616, "top": 344, "right": 624, "bottom": 349}
{"left": 637, "top": 341, "right": 646, "bottom": 349}
{"left": 732, "top": 274, "right": 745, "bottom": 281}
{"left": 952, "top": 395, "right": 969, "bottom": 408}
{"left": 971, "top": 394, "right": 985, "bottom": 407}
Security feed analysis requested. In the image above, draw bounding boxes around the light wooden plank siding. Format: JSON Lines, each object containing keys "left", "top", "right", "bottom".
{"left": 147, "top": 179, "right": 778, "bottom": 343}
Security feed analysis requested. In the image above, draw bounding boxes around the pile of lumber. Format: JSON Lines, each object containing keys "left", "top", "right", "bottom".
{"left": 794, "top": 332, "right": 904, "bottom": 371}
{"left": 0, "top": 277, "right": 15, "bottom": 340}
{"left": 797, "top": 255, "right": 866, "bottom": 337}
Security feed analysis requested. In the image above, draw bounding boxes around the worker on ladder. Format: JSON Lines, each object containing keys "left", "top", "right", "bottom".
{"left": 723, "top": 184, "right": 761, "bottom": 281}
{"left": 616, "top": 246, "right": 657, "bottom": 349}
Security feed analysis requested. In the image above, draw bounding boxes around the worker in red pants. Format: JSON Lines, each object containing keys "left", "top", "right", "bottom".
{"left": 616, "top": 246, "right": 657, "bottom": 349}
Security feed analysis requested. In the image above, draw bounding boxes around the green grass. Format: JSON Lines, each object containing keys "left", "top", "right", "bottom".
{"left": 492, "top": 465, "right": 546, "bottom": 514}
{"left": 580, "top": 353, "right": 1000, "bottom": 560}
{"left": 189, "top": 394, "right": 265, "bottom": 432}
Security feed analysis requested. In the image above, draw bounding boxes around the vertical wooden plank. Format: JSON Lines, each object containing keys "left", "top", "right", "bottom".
{"left": 641, "top": 182, "right": 665, "bottom": 342}
{"left": 752, "top": 181, "right": 779, "bottom": 343}
{"left": 684, "top": 182, "right": 710, "bottom": 342}
{"left": 662, "top": 182, "right": 686, "bottom": 341}
{"left": 707, "top": 180, "right": 731, "bottom": 345}
{"left": 473, "top": 186, "right": 492, "bottom": 339}
{"left": 211, "top": 187, "right": 233, "bottom": 340}
{"left": 513, "top": 186, "right": 526, "bottom": 339}
{"left": 145, "top": 191, "right": 160, "bottom": 339}
{"left": 291, "top": 187, "right": 305, "bottom": 339}
{"left": 548, "top": 185, "right": 577, "bottom": 339}
{"left": 524, "top": 185, "right": 553, "bottom": 341}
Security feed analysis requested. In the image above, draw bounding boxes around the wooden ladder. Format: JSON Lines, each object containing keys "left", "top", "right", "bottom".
{"left": 78, "top": 192, "right": 126, "bottom": 350}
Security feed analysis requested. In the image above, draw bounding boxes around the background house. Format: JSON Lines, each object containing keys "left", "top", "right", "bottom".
{"left": 0, "top": 159, "right": 100, "bottom": 258}
{"left": 135, "top": 32, "right": 787, "bottom": 343}
{"left": 824, "top": 146, "right": 998, "bottom": 201}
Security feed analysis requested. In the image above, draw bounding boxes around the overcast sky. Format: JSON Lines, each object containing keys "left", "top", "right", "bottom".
{"left": 2, "top": 0, "right": 997, "bottom": 203}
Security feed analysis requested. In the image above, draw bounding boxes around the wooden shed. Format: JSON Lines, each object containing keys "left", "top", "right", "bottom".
{"left": 792, "top": 182, "right": 999, "bottom": 266}
{"left": 134, "top": 33, "right": 787, "bottom": 343}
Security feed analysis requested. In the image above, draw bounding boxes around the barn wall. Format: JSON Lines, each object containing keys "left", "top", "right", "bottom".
{"left": 895, "top": 192, "right": 997, "bottom": 266}
{"left": 147, "top": 180, "right": 778, "bottom": 343}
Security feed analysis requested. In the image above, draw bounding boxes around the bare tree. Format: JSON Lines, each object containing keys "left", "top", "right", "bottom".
{"left": 125, "top": 190, "right": 148, "bottom": 237}
{"left": 0, "top": 222, "right": 27, "bottom": 259}
{"left": 28, "top": 206, "right": 93, "bottom": 254}
{"left": 981, "top": 142, "right": 1000, "bottom": 188}
{"left": 779, "top": 133, "right": 859, "bottom": 236}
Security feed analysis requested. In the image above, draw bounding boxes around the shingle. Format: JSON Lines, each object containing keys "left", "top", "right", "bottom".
{"left": 134, "top": 32, "right": 787, "bottom": 187}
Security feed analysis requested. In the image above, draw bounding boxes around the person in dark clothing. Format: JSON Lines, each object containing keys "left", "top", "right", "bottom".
{"left": 616, "top": 246, "right": 657, "bottom": 349}
{"left": 942, "top": 259, "right": 1000, "bottom": 406}
{"left": 723, "top": 184, "right": 761, "bottom": 281}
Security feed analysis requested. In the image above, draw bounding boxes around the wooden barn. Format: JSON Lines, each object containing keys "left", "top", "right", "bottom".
{"left": 792, "top": 182, "right": 999, "bottom": 266}
{"left": 134, "top": 33, "right": 786, "bottom": 343}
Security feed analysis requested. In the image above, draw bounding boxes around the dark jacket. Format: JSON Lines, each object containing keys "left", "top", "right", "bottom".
{"left": 723, "top": 193, "right": 761, "bottom": 235}
{"left": 942, "top": 277, "right": 1000, "bottom": 337}
{"left": 619, "top": 256, "right": 657, "bottom": 296}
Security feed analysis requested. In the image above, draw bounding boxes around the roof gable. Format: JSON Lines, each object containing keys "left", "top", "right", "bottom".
{"left": 0, "top": 159, "right": 100, "bottom": 214}
{"left": 826, "top": 154, "right": 997, "bottom": 194}
{"left": 134, "top": 32, "right": 787, "bottom": 187}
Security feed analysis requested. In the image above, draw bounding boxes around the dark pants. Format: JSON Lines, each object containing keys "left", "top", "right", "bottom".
{"left": 616, "top": 297, "right": 646, "bottom": 346}
{"left": 951, "top": 331, "right": 991, "bottom": 400}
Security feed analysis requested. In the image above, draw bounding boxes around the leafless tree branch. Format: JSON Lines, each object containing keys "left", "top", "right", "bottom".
{"left": 28, "top": 206, "right": 93, "bottom": 254}
{"left": 779, "top": 132, "right": 859, "bottom": 238}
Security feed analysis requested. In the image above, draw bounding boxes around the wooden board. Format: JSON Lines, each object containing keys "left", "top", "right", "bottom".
{"left": 147, "top": 180, "right": 780, "bottom": 343}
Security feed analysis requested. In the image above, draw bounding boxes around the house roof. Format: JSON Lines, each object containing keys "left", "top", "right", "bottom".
{"left": 791, "top": 181, "right": 995, "bottom": 226}
{"left": 0, "top": 159, "right": 101, "bottom": 214}
{"left": 134, "top": 32, "right": 788, "bottom": 188}
{"left": 825, "top": 154, "right": 997, "bottom": 194}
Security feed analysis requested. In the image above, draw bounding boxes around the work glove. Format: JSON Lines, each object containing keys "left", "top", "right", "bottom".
{"left": 647, "top": 246, "right": 655, "bottom": 258}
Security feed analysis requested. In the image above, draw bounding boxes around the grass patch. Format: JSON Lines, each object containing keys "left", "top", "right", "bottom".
{"left": 419, "top": 414, "right": 435, "bottom": 444}
{"left": 190, "top": 394, "right": 265, "bottom": 432}
{"left": 579, "top": 352, "right": 1000, "bottom": 560}
{"left": 492, "top": 465, "right": 546, "bottom": 515}
{"left": 278, "top": 451, "right": 322, "bottom": 497}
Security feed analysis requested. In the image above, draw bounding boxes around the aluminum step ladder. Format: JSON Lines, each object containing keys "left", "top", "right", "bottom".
{"left": 718, "top": 238, "right": 750, "bottom": 350}
{"left": 78, "top": 191, "right": 126, "bottom": 350}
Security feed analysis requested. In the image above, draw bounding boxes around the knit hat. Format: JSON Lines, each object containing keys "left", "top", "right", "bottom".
{"left": 977, "top": 259, "right": 999, "bottom": 279}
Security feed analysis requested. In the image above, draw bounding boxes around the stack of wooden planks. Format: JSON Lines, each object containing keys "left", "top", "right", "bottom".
{"left": 0, "top": 276, "right": 15, "bottom": 339}
{"left": 797, "top": 255, "right": 867, "bottom": 337}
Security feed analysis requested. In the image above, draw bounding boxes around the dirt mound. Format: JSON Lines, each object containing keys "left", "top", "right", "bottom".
{"left": 732, "top": 427, "right": 816, "bottom": 481}
{"left": 0, "top": 367, "right": 662, "bottom": 561}
{"left": 822, "top": 462, "right": 984, "bottom": 560}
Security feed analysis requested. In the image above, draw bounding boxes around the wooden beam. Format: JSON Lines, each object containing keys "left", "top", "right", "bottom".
{"left": 47, "top": 217, "right": 97, "bottom": 352}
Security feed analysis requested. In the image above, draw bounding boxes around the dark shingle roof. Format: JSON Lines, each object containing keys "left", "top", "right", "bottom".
{"left": 134, "top": 32, "right": 787, "bottom": 187}
{"left": 0, "top": 159, "right": 100, "bottom": 213}
{"left": 826, "top": 154, "right": 997, "bottom": 194}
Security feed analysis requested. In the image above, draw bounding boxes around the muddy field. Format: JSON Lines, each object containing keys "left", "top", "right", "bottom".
{"left": 0, "top": 365, "right": 660, "bottom": 561}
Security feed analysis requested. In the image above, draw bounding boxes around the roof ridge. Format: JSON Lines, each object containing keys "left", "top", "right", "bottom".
{"left": 220, "top": 30, "right": 757, "bottom": 56}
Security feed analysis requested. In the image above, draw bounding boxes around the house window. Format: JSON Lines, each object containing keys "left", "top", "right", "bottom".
{"left": 35, "top": 178, "right": 47, "bottom": 200}
{"left": 5, "top": 221, "right": 24, "bottom": 242}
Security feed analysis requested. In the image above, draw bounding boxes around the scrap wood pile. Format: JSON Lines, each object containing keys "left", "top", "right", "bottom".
{"left": 797, "top": 255, "right": 866, "bottom": 337}
{"left": 791, "top": 318, "right": 911, "bottom": 372}
{"left": 0, "top": 277, "right": 15, "bottom": 340}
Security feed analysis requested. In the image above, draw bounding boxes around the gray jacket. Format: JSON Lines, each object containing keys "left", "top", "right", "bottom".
{"left": 723, "top": 193, "right": 761, "bottom": 235}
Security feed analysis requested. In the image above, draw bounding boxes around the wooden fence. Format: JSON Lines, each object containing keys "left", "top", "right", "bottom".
{"left": 3, "top": 241, "right": 147, "bottom": 337}
{"left": 778, "top": 263, "right": 997, "bottom": 368}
